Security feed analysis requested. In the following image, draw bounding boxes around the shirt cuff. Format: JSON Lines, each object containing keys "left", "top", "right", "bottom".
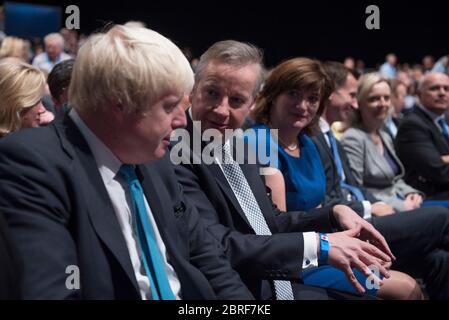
{"left": 302, "top": 232, "right": 318, "bottom": 270}
{"left": 362, "top": 201, "right": 372, "bottom": 220}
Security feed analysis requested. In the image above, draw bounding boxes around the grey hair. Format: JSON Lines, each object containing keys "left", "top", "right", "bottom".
{"left": 44, "top": 33, "right": 65, "bottom": 49}
{"left": 194, "top": 40, "right": 266, "bottom": 97}
{"left": 417, "top": 72, "right": 449, "bottom": 93}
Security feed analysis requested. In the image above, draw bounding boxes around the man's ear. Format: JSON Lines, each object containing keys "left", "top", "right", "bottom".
{"left": 328, "top": 92, "right": 336, "bottom": 101}
{"left": 110, "top": 103, "right": 126, "bottom": 120}
{"left": 188, "top": 87, "right": 196, "bottom": 106}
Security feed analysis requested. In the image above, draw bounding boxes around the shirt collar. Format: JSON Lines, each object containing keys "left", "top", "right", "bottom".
{"left": 319, "top": 117, "right": 331, "bottom": 133}
{"left": 69, "top": 109, "right": 123, "bottom": 184}
{"left": 418, "top": 104, "right": 445, "bottom": 130}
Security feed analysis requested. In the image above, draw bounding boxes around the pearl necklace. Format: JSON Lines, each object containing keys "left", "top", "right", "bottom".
{"left": 277, "top": 136, "right": 299, "bottom": 151}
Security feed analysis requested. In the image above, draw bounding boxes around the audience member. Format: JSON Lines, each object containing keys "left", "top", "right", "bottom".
{"left": 310, "top": 62, "right": 449, "bottom": 299}
{"left": 174, "top": 40, "right": 402, "bottom": 300}
{"left": 396, "top": 72, "right": 449, "bottom": 200}
{"left": 47, "top": 59, "right": 75, "bottom": 118}
{"left": 379, "top": 53, "right": 397, "bottom": 79}
{"left": 0, "top": 60, "right": 54, "bottom": 138}
{"left": 32, "top": 33, "right": 71, "bottom": 74}
{"left": 0, "top": 25, "right": 253, "bottom": 300}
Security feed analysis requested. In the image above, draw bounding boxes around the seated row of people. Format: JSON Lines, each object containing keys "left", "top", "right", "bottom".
{"left": 0, "top": 25, "right": 449, "bottom": 300}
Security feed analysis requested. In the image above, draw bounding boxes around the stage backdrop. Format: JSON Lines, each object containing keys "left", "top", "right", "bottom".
{"left": 4, "top": 1, "right": 61, "bottom": 39}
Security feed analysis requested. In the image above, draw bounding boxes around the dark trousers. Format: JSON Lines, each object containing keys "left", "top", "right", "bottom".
{"left": 372, "top": 206, "right": 449, "bottom": 300}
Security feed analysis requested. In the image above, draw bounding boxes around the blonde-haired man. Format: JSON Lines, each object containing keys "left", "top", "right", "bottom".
{"left": 0, "top": 25, "right": 252, "bottom": 300}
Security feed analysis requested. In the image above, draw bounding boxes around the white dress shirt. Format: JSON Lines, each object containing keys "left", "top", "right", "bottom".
{"left": 69, "top": 109, "right": 181, "bottom": 300}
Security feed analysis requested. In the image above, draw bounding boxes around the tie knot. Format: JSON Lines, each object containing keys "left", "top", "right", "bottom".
{"left": 119, "top": 164, "right": 138, "bottom": 184}
{"left": 438, "top": 117, "right": 447, "bottom": 127}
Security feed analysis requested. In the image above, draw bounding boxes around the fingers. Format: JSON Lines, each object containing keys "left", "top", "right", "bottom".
{"left": 360, "top": 223, "right": 396, "bottom": 261}
{"left": 342, "top": 265, "right": 365, "bottom": 294}
{"left": 344, "top": 224, "right": 362, "bottom": 237}
{"left": 358, "top": 250, "right": 390, "bottom": 279}
{"left": 360, "top": 239, "right": 392, "bottom": 265}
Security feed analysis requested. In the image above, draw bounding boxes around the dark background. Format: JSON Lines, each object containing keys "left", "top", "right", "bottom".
{"left": 3, "top": 0, "right": 449, "bottom": 67}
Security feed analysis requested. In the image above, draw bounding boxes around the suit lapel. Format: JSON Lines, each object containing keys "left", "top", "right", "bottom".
{"left": 207, "top": 163, "right": 253, "bottom": 228}
{"left": 185, "top": 112, "right": 276, "bottom": 232}
{"left": 363, "top": 130, "right": 393, "bottom": 180}
{"left": 136, "top": 164, "right": 179, "bottom": 246}
{"left": 380, "top": 130, "right": 405, "bottom": 176}
{"left": 415, "top": 107, "right": 449, "bottom": 152}
{"left": 58, "top": 117, "right": 140, "bottom": 294}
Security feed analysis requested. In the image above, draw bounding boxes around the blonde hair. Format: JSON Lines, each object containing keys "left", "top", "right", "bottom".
{"left": 0, "top": 60, "right": 46, "bottom": 137}
{"left": 352, "top": 72, "right": 390, "bottom": 127}
{"left": 0, "top": 37, "right": 25, "bottom": 60}
{"left": 69, "top": 24, "right": 194, "bottom": 114}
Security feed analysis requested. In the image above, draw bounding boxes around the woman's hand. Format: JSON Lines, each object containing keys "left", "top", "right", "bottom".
{"left": 404, "top": 193, "right": 422, "bottom": 210}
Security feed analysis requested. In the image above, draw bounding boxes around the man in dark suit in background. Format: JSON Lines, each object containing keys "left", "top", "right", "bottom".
{"left": 313, "top": 62, "right": 449, "bottom": 299}
{"left": 173, "top": 40, "right": 396, "bottom": 300}
{"left": 0, "top": 25, "right": 252, "bottom": 300}
{"left": 396, "top": 72, "right": 449, "bottom": 200}
{"left": 47, "top": 59, "right": 74, "bottom": 119}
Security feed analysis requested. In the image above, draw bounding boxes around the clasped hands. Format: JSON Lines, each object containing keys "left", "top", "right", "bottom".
{"left": 322, "top": 205, "right": 396, "bottom": 294}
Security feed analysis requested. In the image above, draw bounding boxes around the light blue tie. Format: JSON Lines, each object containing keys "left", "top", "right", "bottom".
{"left": 438, "top": 118, "right": 449, "bottom": 146}
{"left": 326, "top": 131, "right": 366, "bottom": 201}
{"left": 119, "top": 165, "right": 175, "bottom": 300}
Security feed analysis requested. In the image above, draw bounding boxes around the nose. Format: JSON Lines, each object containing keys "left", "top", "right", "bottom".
{"left": 378, "top": 97, "right": 389, "bottom": 108}
{"left": 351, "top": 97, "right": 359, "bottom": 110}
{"left": 36, "top": 102, "right": 46, "bottom": 114}
{"left": 297, "top": 99, "right": 309, "bottom": 112}
{"left": 172, "top": 103, "right": 187, "bottom": 129}
{"left": 438, "top": 87, "right": 448, "bottom": 96}
{"left": 213, "top": 97, "right": 230, "bottom": 118}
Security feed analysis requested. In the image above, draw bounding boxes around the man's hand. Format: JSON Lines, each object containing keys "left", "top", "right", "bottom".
{"left": 324, "top": 226, "right": 392, "bottom": 294}
{"left": 371, "top": 202, "right": 395, "bottom": 217}
{"left": 441, "top": 155, "right": 449, "bottom": 164}
{"left": 332, "top": 205, "right": 396, "bottom": 262}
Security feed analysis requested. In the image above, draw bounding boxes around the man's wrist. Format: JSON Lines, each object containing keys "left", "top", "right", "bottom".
{"left": 318, "top": 233, "right": 330, "bottom": 265}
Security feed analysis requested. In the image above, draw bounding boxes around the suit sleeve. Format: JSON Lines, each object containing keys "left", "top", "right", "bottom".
{"left": 0, "top": 138, "right": 79, "bottom": 299}
{"left": 180, "top": 188, "right": 254, "bottom": 299}
{"left": 396, "top": 119, "right": 449, "bottom": 186}
{"left": 175, "top": 163, "right": 306, "bottom": 282}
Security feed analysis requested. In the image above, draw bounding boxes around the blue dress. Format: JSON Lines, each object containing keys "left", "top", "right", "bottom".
{"left": 245, "top": 123, "right": 379, "bottom": 296}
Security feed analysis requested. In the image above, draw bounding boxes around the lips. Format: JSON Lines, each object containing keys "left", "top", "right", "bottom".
{"left": 208, "top": 120, "right": 229, "bottom": 130}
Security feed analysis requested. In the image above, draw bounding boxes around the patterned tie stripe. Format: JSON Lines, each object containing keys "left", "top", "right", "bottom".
{"left": 220, "top": 142, "right": 294, "bottom": 300}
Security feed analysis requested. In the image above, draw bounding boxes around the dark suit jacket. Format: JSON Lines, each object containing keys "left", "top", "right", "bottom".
{"left": 312, "top": 133, "right": 378, "bottom": 216}
{"left": 0, "top": 116, "right": 253, "bottom": 300}
{"left": 0, "top": 213, "right": 22, "bottom": 299}
{"left": 396, "top": 107, "right": 449, "bottom": 199}
{"left": 172, "top": 113, "right": 341, "bottom": 299}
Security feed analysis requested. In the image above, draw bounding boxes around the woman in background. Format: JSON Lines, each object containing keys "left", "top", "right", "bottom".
{"left": 0, "top": 59, "right": 54, "bottom": 138}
